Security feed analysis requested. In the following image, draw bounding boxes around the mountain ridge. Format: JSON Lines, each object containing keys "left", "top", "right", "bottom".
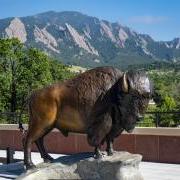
{"left": 0, "top": 11, "right": 180, "bottom": 68}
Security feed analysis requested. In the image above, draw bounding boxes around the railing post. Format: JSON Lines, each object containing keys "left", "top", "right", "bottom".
{"left": 155, "top": 113, "right": 160, "bottom": 128}
{"left": 6, "top": 147, "right": 15, "bottom": 164}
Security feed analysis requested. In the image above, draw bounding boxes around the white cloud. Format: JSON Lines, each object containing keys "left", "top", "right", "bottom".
{"left": 129, "top": 15, "right": 168, "bottom": 24}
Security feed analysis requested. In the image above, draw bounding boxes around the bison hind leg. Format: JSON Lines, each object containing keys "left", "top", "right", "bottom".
{"left": 24, "top": 134, "right": 37, "bottom": 170}
{"left": 35, "top": 136, "right": 54, "bottom": 163}
{"left": 24, "top": 124, "right": 53, "bottom": 169}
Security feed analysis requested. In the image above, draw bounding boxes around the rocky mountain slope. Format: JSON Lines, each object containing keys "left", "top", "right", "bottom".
{"left": 1, "top": 11, "right": 180, "bottom": 68}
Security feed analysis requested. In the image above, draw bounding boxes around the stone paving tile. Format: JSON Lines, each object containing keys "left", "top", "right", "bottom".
{"left": 140, "top": 162, "right": 180, "bottom": 180}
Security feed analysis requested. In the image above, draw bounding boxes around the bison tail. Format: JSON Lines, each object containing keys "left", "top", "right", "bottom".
{"left": 18, "top": 97, "right": 30, "bottom": 135}
{"left": 18, "top": 121, "right": 25, "bottom": 134}
{"left": 18, "top": 113, "right": 26, "bottom": 135}
{"left": 18, "top": 112, "right": 27, "bottom": 149}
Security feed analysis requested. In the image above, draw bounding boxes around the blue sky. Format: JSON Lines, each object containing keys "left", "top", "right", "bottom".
{"left": 0, "top": 0, "right": 180, "bottom": 41}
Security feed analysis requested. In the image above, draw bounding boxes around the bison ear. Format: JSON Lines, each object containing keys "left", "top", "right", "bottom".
{"left": 122, "top": 73, "right": 129, "bottom": 93}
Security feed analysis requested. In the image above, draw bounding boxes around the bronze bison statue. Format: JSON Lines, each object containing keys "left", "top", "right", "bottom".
{"left": 24, "top": 66, "right": 152, "bottom": 169}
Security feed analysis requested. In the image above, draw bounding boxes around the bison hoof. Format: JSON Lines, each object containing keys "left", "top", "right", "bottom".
{"left": 44, "top": 157, "right": 54, "bottom": 163}
{"left": 43, "top": 155, "right": 54, "bottom": 163}
{"left": 94, "top": 153, "right": 103, "bottom": 159}
{"left": 107, "top": 151, "right": 113, "bottom": 156}
{"left": 107, "top": 149, "right": 114, "bottom": 156}
{"left": 25, "top": 163, "right": 36, "bottom": 170}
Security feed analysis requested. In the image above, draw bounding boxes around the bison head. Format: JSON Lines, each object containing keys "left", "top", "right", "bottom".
{"left": 116, "top": 71, "right": 153, "bottom": 132}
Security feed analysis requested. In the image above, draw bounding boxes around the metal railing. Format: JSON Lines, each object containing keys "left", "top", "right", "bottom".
{"left": 137, "top": 111, "right": 180, "bottom": 127}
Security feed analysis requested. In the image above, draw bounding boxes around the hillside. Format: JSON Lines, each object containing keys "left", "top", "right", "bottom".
{"left": 1, "top": 11, "right": 180, "bottom": 68}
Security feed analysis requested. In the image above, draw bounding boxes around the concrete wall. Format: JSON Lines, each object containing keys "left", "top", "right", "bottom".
{"left": 0, "top": 125, "right": 179, "bottom": 164}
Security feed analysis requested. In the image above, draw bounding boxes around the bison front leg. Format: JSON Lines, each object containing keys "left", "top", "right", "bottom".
{"left": 94, "top": 146, "right": 103, "bottom": 159}
{"left": 87, "top": 113, "right": 112, "bottom": 159}
{"left": 106, "top": 138, "right": 114, "bottom": 156}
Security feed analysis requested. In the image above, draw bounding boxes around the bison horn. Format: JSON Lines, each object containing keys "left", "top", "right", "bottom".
{"left": 122, "top": 73, "right": 129, "bottom": 93}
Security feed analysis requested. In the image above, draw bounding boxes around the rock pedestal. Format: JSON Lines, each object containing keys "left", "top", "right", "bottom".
{"left": 18, "top": 151, "right": 144, "bottom": 180}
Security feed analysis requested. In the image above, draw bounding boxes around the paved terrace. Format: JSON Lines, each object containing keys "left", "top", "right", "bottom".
{"left": 0, "top": 150, "right": 179, "bottom": 180}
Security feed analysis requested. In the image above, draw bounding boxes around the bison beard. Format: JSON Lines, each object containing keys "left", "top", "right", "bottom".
{"left": 23, "top": 67, "right": 152, "bottom": 169}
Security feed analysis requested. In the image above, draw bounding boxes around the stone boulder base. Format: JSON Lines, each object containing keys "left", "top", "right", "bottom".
{"left": 18, "top": 151, "right": 144, "bottom": 180}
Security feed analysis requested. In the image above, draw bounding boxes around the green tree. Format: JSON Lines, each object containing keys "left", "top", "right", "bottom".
{"left": 16, "top": 48, "right": 53, "bottom": 109}
{"left": 0, "top": 38, "right": 24, "bottom": 112}
{"left": 156, "top": 95, "right": 177, "bottom": 127}
{"left": 0, "top": 38, "right": 74, "bottom": 115}
{"left": 50, "top": 59, "right": 75, "bottom": 81}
